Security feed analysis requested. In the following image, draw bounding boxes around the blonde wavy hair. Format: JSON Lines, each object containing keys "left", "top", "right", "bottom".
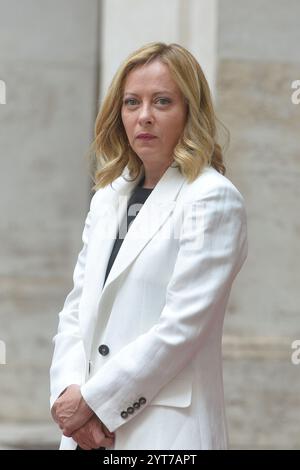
{"left": 87, "top": 42, "right": 228, "bottom": 191}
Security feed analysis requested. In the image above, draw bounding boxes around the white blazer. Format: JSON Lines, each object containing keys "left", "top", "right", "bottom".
{"left": 50, "top": 164, "right": 248, "bottom": 450}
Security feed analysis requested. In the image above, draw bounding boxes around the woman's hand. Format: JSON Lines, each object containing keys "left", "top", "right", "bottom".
{"left": 51, "top": 384, "right": 93, "bottom": 436}
{"left": 71, "top": 414, "right": 115, "bottom": 450}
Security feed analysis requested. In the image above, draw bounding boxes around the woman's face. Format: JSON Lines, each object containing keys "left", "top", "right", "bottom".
{"left": 121, "top": 60, "right": 188, "bottom": 169}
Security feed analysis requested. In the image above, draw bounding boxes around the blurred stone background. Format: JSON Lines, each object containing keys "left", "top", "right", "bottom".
{"left": 0, "top": 0, "right": 299, "bottom": 449}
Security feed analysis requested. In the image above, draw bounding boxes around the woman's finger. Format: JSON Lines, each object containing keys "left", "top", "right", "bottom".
{"left": 78, "top": 442, "right": 92, "bottom": 450}
{"left": 99, "top": 436, "right": 115, "bottom": 448}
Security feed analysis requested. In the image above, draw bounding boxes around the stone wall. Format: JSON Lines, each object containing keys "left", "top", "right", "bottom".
{"left": 217, "top": 0, "right": 300, "bottom": 449}
{"left": 0, "top": 0, "right": 98, "bottom": 433}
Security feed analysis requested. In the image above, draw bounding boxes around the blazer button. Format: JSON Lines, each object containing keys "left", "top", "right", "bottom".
{"left": 139, "top": 397, "right": 147, "bottom": 406}
{"left": 121, "top": 411, "right": 128, "bottom": 419}
{"left": 133, "top": 402, "right": 140, "bottom": 410}
{"left": 98, "top": 344, "right": 109, "bottom": 356}
{"left": 127, "top": 406, "right": 134, "bottom": 415}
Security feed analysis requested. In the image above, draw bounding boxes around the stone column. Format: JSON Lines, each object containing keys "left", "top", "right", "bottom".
{"left": 100, "top": 0, "right": 218, "bottom": 99}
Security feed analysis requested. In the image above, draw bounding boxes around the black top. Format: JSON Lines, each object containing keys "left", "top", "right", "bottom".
{"left": 103, "top": 175, "right": 154, "bottom": 286}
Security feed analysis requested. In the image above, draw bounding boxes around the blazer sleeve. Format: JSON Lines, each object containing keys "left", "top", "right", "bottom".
{"left": 80, "top": 181, "right": 248, "bottom": 432}
{"left": 49, "top": 192, "right": 98, "bottom": 410}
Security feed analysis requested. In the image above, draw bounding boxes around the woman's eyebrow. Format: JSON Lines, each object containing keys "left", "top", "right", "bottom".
{"left": 123, "top": 90, "right": 175, "bottom": 97}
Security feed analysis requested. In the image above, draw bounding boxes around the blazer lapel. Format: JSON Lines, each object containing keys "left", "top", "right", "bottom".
{"left": 81, "top": 164, "right": 186, "bottom": 358}
{"left": 101, "top": 164, "right": 186, "bottom": 296}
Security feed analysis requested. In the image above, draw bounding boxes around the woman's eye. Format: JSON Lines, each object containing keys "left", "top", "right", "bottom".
{"left": 156, "top": 98, "right": 171, "bottom": 105}
{"left": 123, "top": 98, "right": 171, "bottom": 106}
{"left": 124, "top": 98, "right": 137, "bottom": 105}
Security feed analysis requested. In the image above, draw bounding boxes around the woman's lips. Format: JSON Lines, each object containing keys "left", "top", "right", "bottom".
{"left": 137, "top": 135, "right": 157, "bottom": 140}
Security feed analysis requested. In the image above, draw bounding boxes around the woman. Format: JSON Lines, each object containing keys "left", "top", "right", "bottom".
{"left": 50, "top": 42, "right": 248, "bottom": 450}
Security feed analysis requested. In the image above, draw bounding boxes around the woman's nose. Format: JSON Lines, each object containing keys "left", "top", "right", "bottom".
{"left": 138, "top": 103, "right": 153, "bottom": 125}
